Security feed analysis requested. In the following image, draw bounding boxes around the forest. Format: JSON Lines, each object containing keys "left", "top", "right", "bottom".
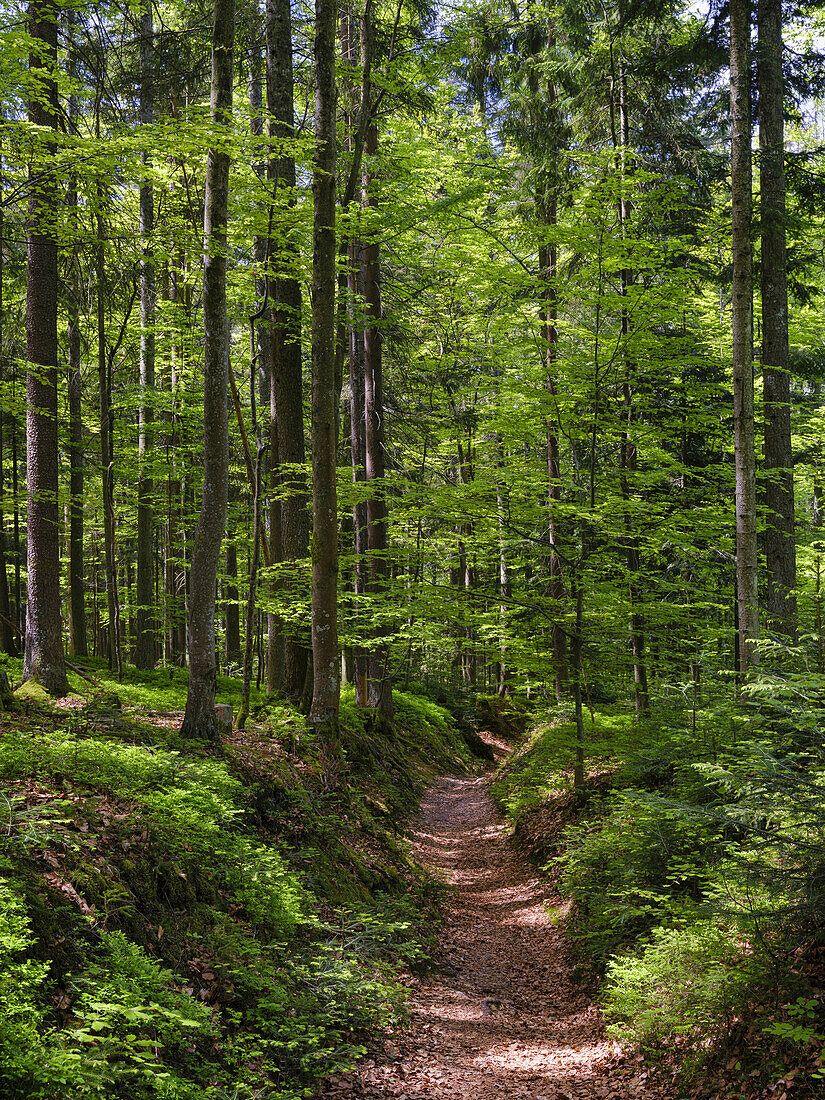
{"left": 3, "top": 0, "right": 825, "bottom": 1094}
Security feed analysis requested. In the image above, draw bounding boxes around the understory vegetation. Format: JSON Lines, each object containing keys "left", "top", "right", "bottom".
{"left": 491, "top": 671, "right": 825, "bottom": 1095}
{"left": 0, "top": 656, "right": 476, "bottom": 1100}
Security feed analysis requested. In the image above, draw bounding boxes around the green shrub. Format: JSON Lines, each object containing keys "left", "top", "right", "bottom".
{"left": 558, "top": 793, "right": 722, "bottom": 964}
{"left": 603, "top": 918, "right": 753, "bottom": 1056}
{"left": 68, "top": 930, "right": 214, "bottom": 1098}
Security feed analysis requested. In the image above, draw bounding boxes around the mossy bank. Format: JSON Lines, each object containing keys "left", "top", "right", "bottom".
{"left": 0, "top": 656, "right": 477, "bottom": 1099}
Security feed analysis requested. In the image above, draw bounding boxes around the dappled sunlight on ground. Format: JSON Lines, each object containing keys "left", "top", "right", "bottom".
{"left": 319, "top": 734, "right": 668, "bottom": 1100}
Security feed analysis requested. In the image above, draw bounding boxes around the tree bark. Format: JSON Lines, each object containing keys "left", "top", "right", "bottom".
{"left": 0, "top": 120, "right": 16, "bottom": 658}
{"left": 759, "top": 0, "right": 796, "bottom": 640}
{"left": 225, "top": 538, "right": 241, "bottom": 664}
{"left": 23, "top": 0, "right": 67, "bottom": 695}
{"left": 541, "top": 22, "right": 567, "bottom": 702}
{"left": 349, "top": 237, "right": 369, "bottom": 705}
{"left": 308, "top": 0, "right": 339, "bottom": 731}
{"left": 135, "top": 0, "right": 156, "bottom": 669}
{"left": 731, "top": 0, "right": 759, "bottom": 669}
{"left": 181, "top": 0, "right": 235, "bottom": 742}
{"left": 266, "top": 0, "right": 310, "bottom": 699}
{"left": 363, "top": 112, "right": 393, "bottom": 721}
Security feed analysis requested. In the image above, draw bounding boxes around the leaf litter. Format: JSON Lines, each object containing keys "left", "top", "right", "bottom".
{"left": 319, "top": 738, "right": 669, "bottom": 1100}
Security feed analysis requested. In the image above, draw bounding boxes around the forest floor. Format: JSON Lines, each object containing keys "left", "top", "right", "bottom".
{"left": 319, "top": 730, "right": 671, "bottom": 1100}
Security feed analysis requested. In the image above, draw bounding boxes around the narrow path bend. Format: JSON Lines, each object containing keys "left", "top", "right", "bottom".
{"left": 322, "top": 765, "right": 668, "bottom": 1100}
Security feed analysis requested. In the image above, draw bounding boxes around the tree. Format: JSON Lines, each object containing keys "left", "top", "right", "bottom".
{"left": 181, "top": 0, "right": 236, "bottom": 741}
{"left": 730, "top": 0, "right": 759, "bottom": 670}
{"left": 308, "top": 0, "right": 340, "bottom": 732}
{"left": 759, "top": 0, "right": 796, "bottom": 640}
{"left": 135, "top": 0, "right": 157, "bottom": 669}
{"left": 267, "top": 0, "right": 310, "bottom": 700}
{"left": 23, "top": 0, "right": 68, "bottom": 695}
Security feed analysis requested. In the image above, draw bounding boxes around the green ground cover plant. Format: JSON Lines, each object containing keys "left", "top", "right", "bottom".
{"left": 0, "top": 667, "right": 474, "bottom": 1099}
{"left": 492, "top": 683, "right": 825, "bottom": 1090}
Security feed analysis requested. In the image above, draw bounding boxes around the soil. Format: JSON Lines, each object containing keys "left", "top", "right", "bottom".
{"left": 320, "top": 738, "right": 670, "bottom": 1100}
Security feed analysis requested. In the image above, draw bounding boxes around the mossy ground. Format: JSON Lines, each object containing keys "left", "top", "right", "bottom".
{"left": 0, "top": 655, "right": 477, "bottom": 1099}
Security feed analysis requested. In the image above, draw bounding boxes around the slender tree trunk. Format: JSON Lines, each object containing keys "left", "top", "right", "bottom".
{"left": 731, "top": 0, "right": 759, "bottom": 668}
{"left": 541, "top": 23, "right": 567, "bottom": 701}
{"left": 249, "top": 28, "right": 282, "bottom": 693}
{"left": 0, "top": 123, "right": 16, "bottom": 658}
{"left": 267, "top": 0, "right": 310, "bottom": 699}
{"left": 308, "top": 0, "right": 339, "bottom": 731}
{"left": 225, "top": 538, "right": 241, "bottom": 665}
{"left": 181, "top": 0, "right": 236, "bottom": 741}
{"left": 363, "top": 111, "right": 393, "bottom": 720}
{"left": 67, "top": 299, "right": 85, "bottom": 658}
{"left": 349, "top": 238, "right": 369, "bottom": 705}
{"left": 495, "top": 436, "right": 510, "bottom": 696}
{"left": 97, "top": 198, "right": 121, "bottom": 680}
{"left": 135, "top": 0, "right": 156, "bottom": 668}
{"left": 759, "top": 0, "right": 796, "bottom": 640}
{"left": 11, "top": 409, "right": 21, "bottom": 650}
{"left": 238, "top": 446, "right": 265, "bottom": 728}
{"left": 616, "top": 57, "right": 651, "bottom": 716}
{"left": 23, "top": 0, "right": 67, "bottom": 694}
{"left": 65, "top": 45, "right": 85, "bottom": 659}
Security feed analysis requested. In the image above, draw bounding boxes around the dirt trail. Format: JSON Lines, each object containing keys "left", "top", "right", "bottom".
{"left": 321, "top": 758, "right": 668, "bottom": 1100}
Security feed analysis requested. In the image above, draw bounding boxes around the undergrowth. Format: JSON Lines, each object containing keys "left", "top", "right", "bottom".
{"left": 0, "top": 664, "right": 474, "bottom": 1099}
{"left": 492, "top": 682, "right": 825, "bottom": 1095}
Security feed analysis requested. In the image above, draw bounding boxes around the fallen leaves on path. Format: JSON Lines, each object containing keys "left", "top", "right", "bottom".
{"left": 319, "top": 760, "right": 670, "bottom": 1100}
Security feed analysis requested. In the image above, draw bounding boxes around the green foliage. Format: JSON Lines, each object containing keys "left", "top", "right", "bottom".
{"left": 0, "top": 673, "right": 468, "bottom": 1100}
{"left": 557, "top": 792, "right": 721, "bottom": 963}
{"left": 68, "top": 930, "right": 213, "bottom": 1098}
{"left": 603, "top": 918, "right": 754, "bottom": 1056}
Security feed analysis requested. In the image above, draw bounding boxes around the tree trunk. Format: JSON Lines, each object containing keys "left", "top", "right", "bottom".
{"left": 135, "top": 0, "right": 156, "bottom": 669}
{"left": 349, "top": 238, "right": 369, "bottom": 706}
{"left": 181, "top": 0, "right": 235, "bottom": 742}
{"left": 238, "top": 446, "right": 265, "bottom": 729}
{"left": 731, "top": 0, "right": 759, "bottom": 669}
{"left": 67, "top": 298, "right": 85, "bottom": 658}
{"left": 308, "top": 0, "right": 339, "bottom": 732}
{"left": 23, "top": 0, "right": 67, "bottom": 695}
{"left": 541, "top": 23, "right": 567, "bottom": 702}
{"left": 225, "top": 538, "right": 241, "bottom": 665}
{"left": 97, "top": 197, "right": 121, "bottom": 680}
{"left": 759, "top": 0, "right": 796, "bottom": 640}
{"left": 615, "top": 55, "right": 650, "bottom": 716}
{"left": 0, "top": 122, "right": 16, "bottom": 658}
{"left": 363, "top": 113, "right": 393, "bottom": 721}
{"left": 267, "top": 0, "right": 310, "bottom": 699}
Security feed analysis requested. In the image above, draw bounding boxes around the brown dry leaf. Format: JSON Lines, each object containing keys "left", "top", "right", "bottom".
{"left": 316, "top": 738, "right": 668, "bottom": 1100}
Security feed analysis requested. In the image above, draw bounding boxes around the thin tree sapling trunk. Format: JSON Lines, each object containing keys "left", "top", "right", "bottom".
{"left": 363, "top": 114, "right": 393, "bottom": 721}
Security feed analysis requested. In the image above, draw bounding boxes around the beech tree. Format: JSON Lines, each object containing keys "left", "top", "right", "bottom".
{"left": 308, "top": 0, "right": 339, "bottom": 732}
{"left": 759, "top": 0, "right": 796, "bottom": 640}
{"left": 181, "top": 0, "right": 236, "bottom": 741}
